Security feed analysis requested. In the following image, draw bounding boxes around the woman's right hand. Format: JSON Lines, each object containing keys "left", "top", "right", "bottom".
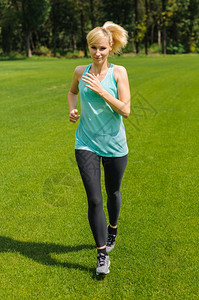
{"left": 69, "top": 109, "right": 80, "bottom": 123}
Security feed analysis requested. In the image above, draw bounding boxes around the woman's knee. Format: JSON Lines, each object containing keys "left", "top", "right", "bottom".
{"left": 107, "top": 190, "right": 121, "bottom": 202}
{"left": 88, "top": 196, "right": 103, "bottom": 210}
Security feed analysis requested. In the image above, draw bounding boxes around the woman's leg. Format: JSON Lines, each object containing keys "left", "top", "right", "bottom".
{"left": 102, "top": 154, "right": 128, "bottom": 226}
{"left": 75, "top": 150, "right": 107, "bottom": 248}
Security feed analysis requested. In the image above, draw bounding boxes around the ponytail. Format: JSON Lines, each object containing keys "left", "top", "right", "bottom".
{"left": 87, "top": 21, "right": 128, "bottom": 55}
{"left": 103, "top": 21, "right": 128, "bottom": 54}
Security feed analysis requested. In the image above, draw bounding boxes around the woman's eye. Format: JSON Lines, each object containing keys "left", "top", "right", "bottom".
{"left": 90, "top": 46, "right": 107, "bottom": 51}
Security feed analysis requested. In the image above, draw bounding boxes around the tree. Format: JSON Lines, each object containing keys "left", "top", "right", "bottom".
{"left": 78, "top": 0, "right": 90, "bottom": 57}
{"left": 50, "top": 0, "right": 61, "bottom": 57}
{"left": 49, "top": 0, "right": 79, "bottom": 57}
{"left": 148, "top": 0, "right": 162, "bottom": 45}
{"left": 161, "top": 0, "right": 167, "bottom": 54}
{"left": 0, "top": 0, "right": 21, "bottom": 54}
{"left": 165, "top": 0, "right": 199, "bottom": 53}
{"left": 89, "top": 0, "right": 95, "bottom": 28}
{"left": 144, "top": 0, "right": 149, "bottom": 54}
{"left": 1, "top": 0, "right": 199, "bottom": 56}
{"left": 20, "top": 0, "right": 51, "bottom": 57}
{"left": 134, "top": 0, "right": 146, "bottom": 54}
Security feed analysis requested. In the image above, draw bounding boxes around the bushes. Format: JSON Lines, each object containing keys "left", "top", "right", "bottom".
{"left": 167, "top": 42, "right": 186, "bottom": 54}
{"left": 32, "top": 46, "right": 51, "bottom": 56}
{"left": 149, "top": 43, "right": 162, "bottom": 54}
{"left": 166, "top": 41, "right": 199, "bottom": 54}
{"left": 1, "top": 41, "right": 199, "bottom": 58}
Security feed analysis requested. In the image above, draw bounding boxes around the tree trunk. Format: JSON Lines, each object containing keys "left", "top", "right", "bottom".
{"left": 26, "top": 30, "right": 32, "bottom": 57}
{"left": 162, "top": 24, "right": 167, "bottom": 54}
{"left": 136, "top": 41, "right": 140, "bottom": 54}
{"left": 79, "top": 0, "right": 88, "bottom": 57}
{"left": 162, "top": 25, "right": 166, "bottom": 54}
{"left": 72, "top": 34, "right": 77, "bottom": 53}
{"left": 89, "top": 0, "right": 95, "bottom": 28}
{"left": 151, "top": 23, "right": 154, "bottom": 45}
{"left": 144, "top": 0, "right": 148, "bottom": 55}
{"left": 2, "top": 26, "right": 11, "bottom": 55}
{"left": 135, "top": 0, "right": 140, "bottom": 54}
{"left": 53, "top": 27, "right": 57, "bottom": 57}
{"left": 51, "top": 0, "right": 57, "bottom": 57}
{"left": 157, "top": 20, "right": 161, "bottom": 46}
{"left": 131, "top": 32, "right": 135, "bottom": 53}
{"left": 162, "top": 0, "right": 167, "bottom": 54}
{"left": 158, "top": 29, "right": 161, "bottom": 46}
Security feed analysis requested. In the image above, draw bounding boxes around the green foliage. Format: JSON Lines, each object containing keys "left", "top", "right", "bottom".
{"left": 32, "top": 46, "right": 51, "bottom": 56}
{"left": 21, "top": 0, "right": 51, "bottom": 30}
{"left": 122, "top": 42, "right": 134, "bottom": 53}
{"left": 0, "top": 1, "right": 22, "bottom": 53}
{"left": 99, "top": 0, "right": 134, "bottom": 31}
{"left": 165, "top": 0, "right": 199, "bottom": 52}
{"left": 167, "top": 42, "right": 185, "bottom": 54}
{"left": 149, "top": 43, "right": 162, "bottom": 54}
{"left": 0, "top": 0, "right": 199, "bottom": 55}
{"left": 135, "top": 15, "right": 147, "bottom": 43}
{"left": 193, "top": 16, "right": 199, "bottom": 42}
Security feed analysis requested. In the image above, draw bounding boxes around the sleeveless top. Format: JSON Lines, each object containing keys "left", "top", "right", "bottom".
{"left": 75, "top": 63, "right": 128, "bottom": 157}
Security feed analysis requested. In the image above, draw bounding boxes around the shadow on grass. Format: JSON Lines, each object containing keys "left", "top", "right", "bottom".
{"left": 0, "top": 236, "right": 101, "bottom": 277}
{"left": 0, "top": 57, "right": 27, "bottom": 61}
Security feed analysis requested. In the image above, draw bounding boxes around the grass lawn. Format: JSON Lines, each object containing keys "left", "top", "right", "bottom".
{"left": 0, "top": 54, "right": 198, "bottom": 299}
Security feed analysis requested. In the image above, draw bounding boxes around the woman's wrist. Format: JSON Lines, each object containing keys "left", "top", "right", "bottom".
{"left": 98, "top": 88, "right": 109, "bottom": 100}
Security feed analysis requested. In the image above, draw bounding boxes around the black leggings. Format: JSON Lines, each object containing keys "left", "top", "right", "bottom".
{"left": 75, "top": 150, "right": 128, "bottom": 248}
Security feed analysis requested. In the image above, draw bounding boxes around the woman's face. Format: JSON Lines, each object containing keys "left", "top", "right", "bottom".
{"left": 88, "top": 37, "right": 112, "bottom": 64}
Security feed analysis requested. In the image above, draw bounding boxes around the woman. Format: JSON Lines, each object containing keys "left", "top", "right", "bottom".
{"left": 68, "top": 21, "right": 131, "bottom": 275}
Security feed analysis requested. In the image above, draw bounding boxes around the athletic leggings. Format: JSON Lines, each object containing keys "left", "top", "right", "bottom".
{"left": 75, "top": 149, "right": 128, "bottom": 248}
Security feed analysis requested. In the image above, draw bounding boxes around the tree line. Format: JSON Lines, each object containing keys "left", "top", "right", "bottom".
{"left": 0, "top": 0, "right": 199, "bottom": 57}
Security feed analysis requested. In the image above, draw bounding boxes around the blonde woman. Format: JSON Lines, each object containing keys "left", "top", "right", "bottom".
{"left": 68, "top": 22, "right": 131, "bottom": 275}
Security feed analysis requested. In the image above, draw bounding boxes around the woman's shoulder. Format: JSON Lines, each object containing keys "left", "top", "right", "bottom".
{"left": 113, "top": 64, "right": 127, "bottom": 73}
{"left": 113, "top": 64, "right": 128, "bottom": 81}
{"left": 74, "top": 65, "right": 89, "bottom": 81}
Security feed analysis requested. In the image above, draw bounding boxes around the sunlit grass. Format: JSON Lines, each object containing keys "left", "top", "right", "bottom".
{"left": 0, "top": 55, "right": 198, "bottom": 299}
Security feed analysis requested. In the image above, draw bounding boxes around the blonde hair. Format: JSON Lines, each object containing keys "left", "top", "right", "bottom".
{"left": 87, "top": 21, "right": 128, "bottom": 54}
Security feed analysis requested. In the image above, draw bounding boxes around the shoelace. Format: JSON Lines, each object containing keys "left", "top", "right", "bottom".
{"left": 97, "top": 254, "right": 106, "bottom": 266}
{"left": 107, "top": 234, "right": 116, "bottom": 246}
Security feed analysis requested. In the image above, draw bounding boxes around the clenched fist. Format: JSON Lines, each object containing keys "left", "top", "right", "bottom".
{"left": 69, "top": 109, "right": 80, "bottom": 123}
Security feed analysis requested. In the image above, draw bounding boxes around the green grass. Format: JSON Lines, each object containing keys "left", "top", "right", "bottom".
{"left": 0, "top": 55, "right": 199, "bottom": 299}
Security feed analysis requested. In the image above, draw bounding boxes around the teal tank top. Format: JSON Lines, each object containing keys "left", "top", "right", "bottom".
{"left": 75, "top": 63, "right": 128, "bottom": 157}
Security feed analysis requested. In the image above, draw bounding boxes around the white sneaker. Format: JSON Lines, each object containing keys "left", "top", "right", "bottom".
{"left": 96, "top": 253, "right": 110, "bottom": 275}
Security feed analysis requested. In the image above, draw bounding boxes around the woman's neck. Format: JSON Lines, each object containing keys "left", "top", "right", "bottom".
{"left": 91, "top": 60, "right": 110, "bottom": 76}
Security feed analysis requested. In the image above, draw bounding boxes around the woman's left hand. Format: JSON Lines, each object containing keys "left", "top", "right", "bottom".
{"left": 82, "top": 73, "right": 104, "bottom": 95}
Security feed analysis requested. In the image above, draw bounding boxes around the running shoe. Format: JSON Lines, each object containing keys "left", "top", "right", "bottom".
{"left": 106, "top": 232, "right": 117, "bottom": 253}
{"left": 96, "top": 253, "right": 110, "bottom": 275}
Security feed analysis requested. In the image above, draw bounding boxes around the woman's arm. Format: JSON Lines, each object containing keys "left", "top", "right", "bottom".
{"left": 68, "top": 66, "right": 85, "bottom": 123}
{"left": 68, "top": 91, "right": 80, "bottom": 123}
{"left": 82, "top": 65, "right": 131, "bottom": 118}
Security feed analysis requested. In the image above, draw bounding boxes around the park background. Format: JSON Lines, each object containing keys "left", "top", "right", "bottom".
{"left": 0, "top": 0, "right": 199, "bottom": 299}
{"left": 0, "top": 0, "right": 199, "bottom": 58}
